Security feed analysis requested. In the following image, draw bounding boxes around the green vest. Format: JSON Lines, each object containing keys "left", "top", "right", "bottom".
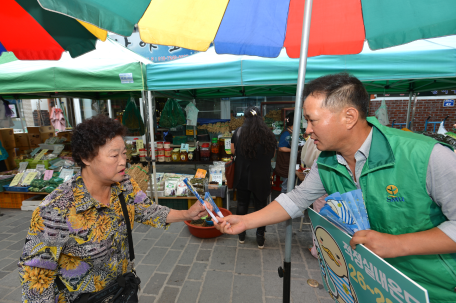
{"left": 317, "top": 117, "right": 456, "bottom": 303}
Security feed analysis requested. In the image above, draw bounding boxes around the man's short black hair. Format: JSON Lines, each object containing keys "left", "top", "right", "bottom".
{"left": 303, "top": 73, "right": 369, "bottom": 119}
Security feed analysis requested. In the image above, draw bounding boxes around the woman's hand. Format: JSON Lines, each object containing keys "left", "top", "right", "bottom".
{"left": 186, "top": 201, "right": 213, "bottom": 221}
{"left": 213, "top": 215, "right": 247, "bottom": 235}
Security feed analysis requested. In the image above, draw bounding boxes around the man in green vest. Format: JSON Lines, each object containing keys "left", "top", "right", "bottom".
{"left": 215, "top": 73, "right": 456, "bottom": 302}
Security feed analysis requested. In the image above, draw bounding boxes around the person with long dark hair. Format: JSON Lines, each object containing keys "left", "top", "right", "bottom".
{"left": 231, "top": 106, "right": 277, "bottom": 248}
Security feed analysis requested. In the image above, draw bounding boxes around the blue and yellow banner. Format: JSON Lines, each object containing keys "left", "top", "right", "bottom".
{"left": 308, "top": 209, "right": 429, "bottom": 303}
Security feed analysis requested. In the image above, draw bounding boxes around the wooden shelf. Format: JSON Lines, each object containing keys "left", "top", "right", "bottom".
{"left": 4, "top": 191, "right": 48, "bottom": 195}
{"left": 156, "top": 161, "right": 214, "bottom": 165}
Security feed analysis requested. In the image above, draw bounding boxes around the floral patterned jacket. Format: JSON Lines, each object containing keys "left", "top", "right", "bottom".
{"left": 18, "top": 173, "right": 170, "bottom": 303}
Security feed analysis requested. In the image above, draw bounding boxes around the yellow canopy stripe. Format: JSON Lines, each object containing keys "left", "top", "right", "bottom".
{"left": 138, "top": 0, "right": 229, "bottom": 51}
{"left": 78, "top": 20, "right": 108, "bottom": 41}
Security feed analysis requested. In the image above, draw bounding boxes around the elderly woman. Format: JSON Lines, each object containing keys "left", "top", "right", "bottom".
{"left": 19, "top": 115, "right": 209, "bottom": 302}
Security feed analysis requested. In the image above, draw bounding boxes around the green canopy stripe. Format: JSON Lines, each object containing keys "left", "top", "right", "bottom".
{"left": 38, "top": 0, "right": 151, "bottom": 37}
{"left": 362, "top": 0, "right": 456, "bottom": 50}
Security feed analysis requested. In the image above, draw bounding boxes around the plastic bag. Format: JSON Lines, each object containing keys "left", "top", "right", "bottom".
{"left": 44, "top": 186, "right": 56, "bottom": 193}
{"left": 159, "top": 99, "right": 186, "bottom": 128}
{"left": 438, "top": 121, "right": 448, "bottom": 135}
{"left": 176, "top": 181, "right": 188, "bottom": 197}
{"left": 375, "top": 99, "right": 389, "bottom": 126}
{"left": 122, "top": 97, "right": 145, "bottom": 135}
{"left": 164, "top": 179, "right": 179, "bottom": 197}
{"left": 185, "top": 103, "right": 199, "bottom": 126}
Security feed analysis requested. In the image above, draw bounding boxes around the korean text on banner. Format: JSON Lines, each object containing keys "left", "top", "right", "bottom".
{"left": 308, "top": 209, "right": 429, "bottom": 303}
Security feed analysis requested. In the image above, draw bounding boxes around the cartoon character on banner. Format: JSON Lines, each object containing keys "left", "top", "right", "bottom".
{"left": 314, "top": 226, "right": 358, "bottom": 303}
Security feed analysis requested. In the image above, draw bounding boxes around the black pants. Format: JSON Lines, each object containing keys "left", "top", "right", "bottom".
{"left": 236, "top": 189, "right": 266, "bottom": 233}
{"left": 0, "top": 160, "right": 7, "bottom": 172}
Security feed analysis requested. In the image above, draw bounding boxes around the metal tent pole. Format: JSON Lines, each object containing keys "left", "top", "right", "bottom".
{"left": 410, "top": 94, "right": 418, "bottom": 131}
{"left": 107, "top": 99, "right": 113, "bottom": 119}
{"left": 281, "top": 0, "right": 314, "bottom": 302}
{"left": 405, "top": 90, "right": 414, "bottom": 128}
{"left": 147, "top": 91, "right": 159, "bottom": 204}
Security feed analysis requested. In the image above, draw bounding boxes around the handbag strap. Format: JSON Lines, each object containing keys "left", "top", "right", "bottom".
{"left": 119, "top": 193, "right": 135, "bottom": 261}
{"left": 56, "top": 194, "right": 135, "bottom": 292}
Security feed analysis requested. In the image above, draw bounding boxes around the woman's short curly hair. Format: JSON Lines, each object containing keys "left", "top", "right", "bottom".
{"left": 72, "top": 115, "right": 127, "bottom": 168}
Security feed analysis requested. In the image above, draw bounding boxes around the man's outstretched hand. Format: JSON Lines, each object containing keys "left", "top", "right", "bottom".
{"left": 213, "top": 215, "right": 247, "bottom": 235}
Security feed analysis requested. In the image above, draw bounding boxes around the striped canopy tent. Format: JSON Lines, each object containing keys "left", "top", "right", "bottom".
{"left": 37, "top": 0, "right": 456, "bottom": 59}
{"left": 0, "top": 0, "right": 108, "bottom": 60}
{"left": 32, "top": 0, "right": 456, "bottom": 301}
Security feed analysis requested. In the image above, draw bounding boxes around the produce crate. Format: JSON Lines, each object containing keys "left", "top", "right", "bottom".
{"left": 0, "top": 192, "right": 37, "bottom": 209}
{"left": 3, "top": 186, "right": 30, "bottom": 192}
{"left": 0, "top": 176, "right": 14, "bottom": 192}
{"left": 173, "top": 136, "right": 188, "bottom": 145}
{"left": 15, "top": 159, "right": 50, "bottom": 169}
{"left": 158, "top": 198, "right": 188, "bottom": 210}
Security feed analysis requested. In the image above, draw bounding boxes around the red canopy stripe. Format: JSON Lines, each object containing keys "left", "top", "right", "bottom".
{"left": 0, "top": 0, "right": 64, "bottom": 60}
{"left": 284, "top": 0, "right": 365, "bottom": 58}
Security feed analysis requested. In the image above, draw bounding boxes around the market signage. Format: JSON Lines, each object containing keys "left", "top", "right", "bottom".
{"left": 308, "top": 209, "right": 429, "bottom": 303}
{"left": 109, "top": 33, "right": 198, "bottom": 62}
{"left": 443, "top": 99, "right": 454, "bottom": 107}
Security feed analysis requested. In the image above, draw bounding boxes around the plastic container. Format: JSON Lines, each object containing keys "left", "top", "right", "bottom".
{"left": 201, "top": 143, "right": 210, "bottom": 161}
{"left": 3, "top": 186, "right": 30, "bottom": 192}
{"left": 164, "top": 148, "right": 173, "bottom": 157}
{"left": 211, "top": 138, "right": 220, "bottom": 161}
{"left": 164, "top": 142, "right": 171, "bottom": 149}
{"left": 140, "top": 155, "right": 146, "bottom": 162}
{"left": 157, "top": 148, "right": 165, "bottom": 156}
{"left": 180, "top": 150, "right": 188, "bottom": 162}
{"left": 139, "top": 148, "right": 146, "bottom": 157}
{"left": 219, "top": 136, "right": 232, "bottom": 158}
{"left": 0, "top": 176, "right": 15, "bottom": 192}
{"left": 164, "top": 155, "right": 172, "bottom": 162}
{"left": 157, "top": 155, "right": 165, "bottom": 162}
{"left": 184, "top": 208, "right": 232, "bottom": 238}
{"left": 157, "top": 142, "right": 164, "bottom": 149}
{"left": 172, "top": 148, "right": 180, "bottom": 162}
{"left": 188, "top": 148, "right": 195, "bottom": 161}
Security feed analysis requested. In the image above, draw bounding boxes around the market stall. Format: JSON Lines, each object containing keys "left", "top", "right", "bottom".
{"left": 147, "top": 38, "right": 456, "bottom": 99}
{"left": 0, "top": 38, "right": 153, "bottom": 209}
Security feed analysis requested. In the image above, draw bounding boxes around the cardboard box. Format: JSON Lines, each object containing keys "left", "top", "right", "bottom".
{"left": 57, "top": 131, "right": 73, "bottom": 142}
{"left": 39, "top": 125, "right": 55, "bottom": 133}
{"left": 29, "top": 133, "right": 41, "bottom": 146}
{"left": 0, "top": 128, "right": 16, "bottom": 149}
{"left": 4, "top": 148, "right": 16, "bottom": 170}
{"left": 40, "top": 132, "right": 55, "bottom": 143}
{"left": 14, "top": 133, "right": 31, "bottom": 148}
{"left": 27, "top": 127, "right": 40, "bottom": 134}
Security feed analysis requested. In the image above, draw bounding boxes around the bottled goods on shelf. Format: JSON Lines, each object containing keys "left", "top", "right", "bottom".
{"left": 211, "top": 138, "right": 220, "bottom": 161}
{"left": 201, "top": 143, "right": 210, "bottom": 161}
{"left": 180, "top": 149, "right": 188, "bottom": 162}
{"left": 188, "top": 148, "right": 195, "bottom": 161}
{"left": 172, "top": 148, "right": 180, "bottom": 162}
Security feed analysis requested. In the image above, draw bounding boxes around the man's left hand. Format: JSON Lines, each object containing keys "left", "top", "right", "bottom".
{"left": 350, "top": 230, "right": 402, "bottom": 258}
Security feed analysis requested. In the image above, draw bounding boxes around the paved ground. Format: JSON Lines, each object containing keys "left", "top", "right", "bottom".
{"left": 0, "top": 163, "right": 333, "bottom": 302}
{"left": 0, "top": 203, "right": 333, "bottom": 303}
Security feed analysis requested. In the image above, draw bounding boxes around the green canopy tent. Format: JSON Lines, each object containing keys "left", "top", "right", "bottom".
{"left": 0, "top": 38, "right": 150, "bottom": 100}
{"left": 146, "top": 36, "right": 456, "bottom": 99}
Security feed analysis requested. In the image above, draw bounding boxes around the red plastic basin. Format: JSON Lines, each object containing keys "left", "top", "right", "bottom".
{"left": 184, "top": 208, "right": 232, "bottom": 238}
